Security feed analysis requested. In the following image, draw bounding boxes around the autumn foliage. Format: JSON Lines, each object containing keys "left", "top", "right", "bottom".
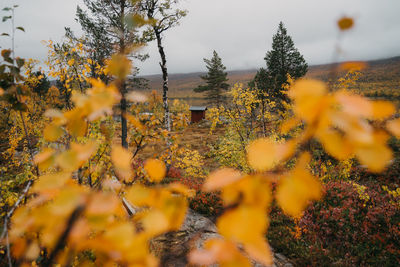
{"left": 0, "top": 9, "right": 399, "bottom": 267}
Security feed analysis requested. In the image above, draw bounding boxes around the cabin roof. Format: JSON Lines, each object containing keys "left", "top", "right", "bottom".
{"left": 189, "top": 106, "right": 207, "bottom": 111}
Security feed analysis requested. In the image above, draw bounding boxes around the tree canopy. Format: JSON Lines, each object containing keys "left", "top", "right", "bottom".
{"left": 194, "top": 50, "right": 229, "bottom": 106}
{"left": 252, "top": 22, "right": 308, "bottom": 109}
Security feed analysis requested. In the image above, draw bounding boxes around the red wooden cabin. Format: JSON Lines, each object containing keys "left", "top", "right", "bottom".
{"left": 190, "top": 106, "right": 207, "bottom": 123}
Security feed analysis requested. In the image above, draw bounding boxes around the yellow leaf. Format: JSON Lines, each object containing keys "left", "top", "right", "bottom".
{"left": 67, "top": 59, "right": 75, "bottom": 66}
{"left": 86, "top": 80, "right": 121, "bottom": 121}
{"left": 157, "top": 193, "right": 188, "bottom": 231}
{"left": 86, "top": 192, "right": 123, "bottom": 216}
{"left": 221, "top": 175, "right": 271, "bottom": 208}
{"left": 276, "top": 153, "right": 322, "bottom": 218}
{"left": 56, "top": 150, "right": 80, "bottom": 171}
{"left": 64, "top": 109, "right": 87, "bottom": 137}
{"left": 355, "top": 132, "right": 392, "bottom": 173}
{"left": 144, "top": 159, "right": 166, "bottom": 183}
{"left": 217, "top": 205, "right": 268, "bottom": 244}
{"left": 331, "top": 112, "right": 373, "bottom": 144}
{"left": 105, "top": 54, "right": 132, "bottom": 80}
{"left": 71, "top": 141, "right": 98, "bottom": 163}
{"left": 338, "top": 17, "right": 354, "bottom": 31}
{"left": 34, "top": 148, "right": 56, "bottom": 170}
{"left": 203, "top": 168, "right": 242, "bottom": 192}
{"left": 335, "top": 91, "right": 372, "bottom": 117}
{"left": 25, "top": 242, "right": 40, "bottom": 260}
{"left": 280, "top": 117, "right": 301, "bottom": 134}
{"left": 371, "top": 101, "right": 395, "bottom": 120}
{"left": 387, "top": 118, "right": 400, "bottom": 138}
{"left": 69, "top": 218, "right": 90, "bottom": 247}
{"left": 217, "top": 205, "right": 272, "bottom": 265}
{"left": 168, "top": 182, "right": 195, "bottom": 197}
{"left": 289, "top": 79, "right": 328, "bottom": 123}
{"left": 103, "top": 222, "right": 135, "bottom": 250}
{"left": 43, "top": 124, "right": 63, "bottom": 142}
{"left": 244, "top": 239, "right": 273, "bottom": 267}
{"left": 317, "top": 129, "right": 353, "bottom": 160}
{"left": 247, "top": 138, "right": 295, "bottom": 171}
{"left": 126, "top": 184, "right": 154, "bottom": 207}
{"left": 139, "top": 210, "right": 169, "bottom": 236}
{"left": 188, "top": 239, "right": 251, "bottom": 267}
{"left": 32, "top": 173, "right": 70, "bottom": 193}
{"left": 111, "top": 146, "right": 133, "bottom": 182}
{"left": 55, "top": 142, "right": 97, "bottom": 171}
{"left": 247, "top": 139, "right": 277, "bottom": 171}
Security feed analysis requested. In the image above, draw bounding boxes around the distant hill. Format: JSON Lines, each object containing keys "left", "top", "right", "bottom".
{"left": 140, "top": 56, "right": 400, "bottom": 105}
{"left": 306, "top": 56, "right": 400, "bottom": 82}
{"left": 141, "top": 69, "right": 258, "bottom": 99}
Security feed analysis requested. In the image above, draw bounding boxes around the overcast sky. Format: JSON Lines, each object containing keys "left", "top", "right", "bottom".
{"left": 0, "top": 0, "right": 399, "bottom": 75}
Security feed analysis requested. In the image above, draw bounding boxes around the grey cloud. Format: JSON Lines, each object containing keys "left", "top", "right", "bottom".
{"left": 0, "top": 0, "right": 399, "bottom": 76}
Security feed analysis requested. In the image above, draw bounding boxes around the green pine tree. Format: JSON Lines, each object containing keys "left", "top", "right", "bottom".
{"left": 252, "top": 22, "right": 308, "bottom": 109}
{"left": 194, "top": 51, "right": 229, "bottom": 106}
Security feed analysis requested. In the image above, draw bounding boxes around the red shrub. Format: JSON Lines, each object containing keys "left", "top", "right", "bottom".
{"left": 299, "top": 181, "right": 400, "bottom": 266}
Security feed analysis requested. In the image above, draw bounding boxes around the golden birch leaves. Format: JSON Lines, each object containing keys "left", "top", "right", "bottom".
{"left": 144, "top": 159, "right": 166, "bottom": 182}
{"left": 203, "top": 168, "right": 242, "bottom": 191}
{"left": 247, "top": 139, "right": 296, "bottom": 171}
{"left": 192, "top": 77, "right": 398, "bottom": 266}
{"left": 192, "top": 173, "right": 274, "bottom": 266}
{"left": 276, "top": 153, "right": 322, "bottom": 218}
{"left": 111, "top": 145, "right": 133, "bottom": 182}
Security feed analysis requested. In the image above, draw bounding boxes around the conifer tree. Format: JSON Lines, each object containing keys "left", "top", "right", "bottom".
{"left": 252, "top": 22, "right": 308, "bottom": 109}
{"left": 194, "top": 50, "right": 229, "bottom": 106}
{"left": 74, "top": 0, "right": 144, "bottom": 148}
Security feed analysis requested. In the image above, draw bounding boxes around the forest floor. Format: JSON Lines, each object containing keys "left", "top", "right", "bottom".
{"left": 131, "top": 120, "right": 225, "bottom": 171}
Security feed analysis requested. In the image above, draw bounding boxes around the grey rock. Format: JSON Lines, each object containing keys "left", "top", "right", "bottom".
{"left": 150, "top": 209, "right": 294, "bottom": 267}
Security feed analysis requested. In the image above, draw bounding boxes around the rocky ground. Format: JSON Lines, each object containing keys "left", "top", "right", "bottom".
{"left": 151, "top": 209, "right": 294, "bottom": 267}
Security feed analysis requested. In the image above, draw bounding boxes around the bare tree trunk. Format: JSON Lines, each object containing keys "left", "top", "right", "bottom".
{"left": 155, "top": 29, "right": 171, "bottom": 131}
{"left": 120, "top": 0, "right": 129, "bottom": 148}
{"left": 120, "top": 88, "right": 128, "bottom": 148}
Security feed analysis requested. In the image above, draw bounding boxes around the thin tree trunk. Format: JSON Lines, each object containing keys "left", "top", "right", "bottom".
{"left": 119, "top": 0, "right": 129, "bottom": 148}
{"left": 155, "top": 29, "right": 171, "bottom": 131}
{"left": 120, "top": 89, "right": 128, "bottom": 148}
{"left": 261, "top": 95, "right": 267, "bottom": 137}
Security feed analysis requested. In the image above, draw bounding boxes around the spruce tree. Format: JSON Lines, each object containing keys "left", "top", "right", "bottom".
{"left": 253, "top": 22, "right": 308, "bottom": 109}
{"left": 194, "top": 51, "right": 229, "bottom": 106}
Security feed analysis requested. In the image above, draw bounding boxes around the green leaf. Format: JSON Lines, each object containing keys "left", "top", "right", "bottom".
{"left": 1, "top": 33, "right": 10, "bottom": 36}
{"left": 2, "top": 16, "right": 12, "bottom": 22}
{"left": 2, "top": 7, "right": 11, "bottom": 11}
{"left": 16, "top": 27, "right": 25, "bottom": 32}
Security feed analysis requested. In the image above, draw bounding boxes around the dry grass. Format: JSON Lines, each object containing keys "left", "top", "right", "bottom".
{"left": 114, "top": 120, "right": 225, "bottom": 171}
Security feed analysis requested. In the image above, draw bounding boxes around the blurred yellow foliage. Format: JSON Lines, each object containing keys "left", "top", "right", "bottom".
{"left": 338, "top": 16, "right": 354, "bottom": 31}
{"left": 144, "top": 159, "right": 166, "bottom": 182}
{"left": 4, "top": 14, "right": 400, "bottom": 266}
